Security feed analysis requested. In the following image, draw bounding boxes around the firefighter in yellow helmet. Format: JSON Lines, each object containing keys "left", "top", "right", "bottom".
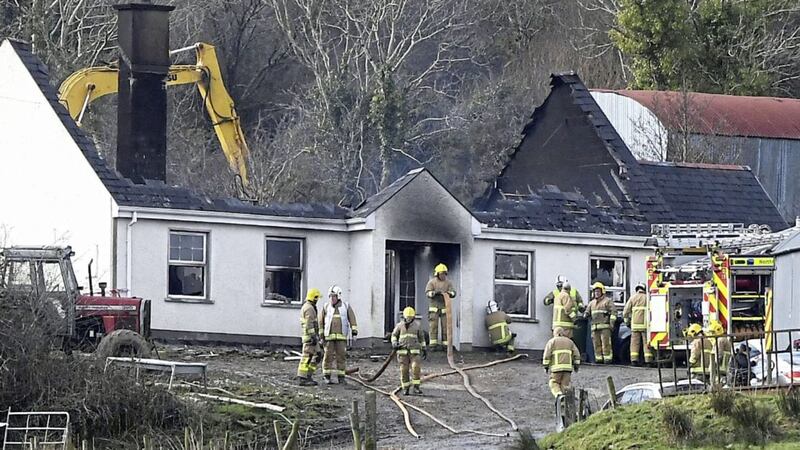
{"left": 552, "top": 282, "right": 578, "bottom": 339}
{"left": 425, "top": 263, "right": 456, "bottom": 350}
{"left": 319, "top": 285, "right": 358, "bottom": 384}
{"left": 623, "top": 283, "right": 652, "bottom": 365}
{"left": 297, "top": 288, "right": 322, "bottom": 386}
{"left": 391, "top": 306, "right": 427, "bottom": 395}
{"left": 543, "top": 327, "right": 581, "bottom": 397}
{"left": 709, "top": 320, "right": 732, "bottom": 384}
{"left": 585, "top": 282, "right": 617, "bottom": 363}
{"left": 485, "top": 300, "right": 516, "bottom": 353}
{"left": 686, "top": 323, "right": 713, "bottom": 383}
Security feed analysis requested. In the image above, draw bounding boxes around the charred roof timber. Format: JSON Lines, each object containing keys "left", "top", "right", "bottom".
{"left": 113, "top": 0, "right": 174, "bottom": 184}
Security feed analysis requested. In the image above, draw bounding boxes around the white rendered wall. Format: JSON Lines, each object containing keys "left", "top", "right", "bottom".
{"left": 0, "top": 41, "right": 115, "bottom": 289}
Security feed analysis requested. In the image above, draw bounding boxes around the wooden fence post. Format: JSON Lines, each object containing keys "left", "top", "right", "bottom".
{"left": 364, "top": 391, "right": 377, "bottom": 450}
{"left": 607, "top": 376, "right": 618, "bottom": 409}
{"left": 350, "top": 399, "right": 362, "bottom": 450}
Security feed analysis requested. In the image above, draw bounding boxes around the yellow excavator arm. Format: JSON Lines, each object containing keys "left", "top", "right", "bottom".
{"left": 58, "top": 43, "right": 250, "bottom": 186}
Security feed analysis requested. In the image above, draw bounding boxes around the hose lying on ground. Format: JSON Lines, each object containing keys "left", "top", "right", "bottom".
{"left": 356, "top": 349, "right": 397, "bottom": 381}
{"left": 444, "top": 293, "right": 519, "bottom": 431}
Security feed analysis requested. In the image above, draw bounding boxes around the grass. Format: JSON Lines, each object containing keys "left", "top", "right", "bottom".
{"left": 661, "top": 403, "right": 694, "bottom": 445}
{"left": 539, "top": 392, "right": 800, "bottom": 450}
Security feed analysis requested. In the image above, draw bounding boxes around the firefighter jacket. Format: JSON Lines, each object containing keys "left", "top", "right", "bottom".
{"left": 300, "top": 301, "right": 319, "bottom": 344}
{"left": 425, "top": 277, "right": 456, "bottom": 306}
{"left": 485, "top": 310, "right": 512, "bottom": 345}
{"left": 586, "top": 296, "right": 617, "bottom": 331}
{"left": 391, "top": 319, "right": 426, "bottom": 355}
{"left": 543, "top": 336, "right": 581, "bottom": 373}
{"left": 552, "top": 291, "right": 577, "bottom": 329}
{"left": 689, "top": 336, "right": 714, "bottom": 375}
{"left": 319, "top": 301, "right": 358, "bottom": 340}
{"left": 714, "top": 336, "right": 733, "bottom": 373}
{"left": 544, "top": 288, "right": 583, "bottom": 308}
{"left": 623, "top": 292, "right": 648, "bottom": 331}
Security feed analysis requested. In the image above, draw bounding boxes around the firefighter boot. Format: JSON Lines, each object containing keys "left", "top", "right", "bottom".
{"left": 339, "top": 375, "right": 347, "bottom": 385}
{"left": 298, "top": 374, "right": 318, "bottom": 386}
{"left": 403, "top": 387, "right": 410, "bottom": 395}
{"left": 413, "top": 385, "right": 423, "bottom": 395}
{"left": 324, "top": 374, "right": 335, "bottom": 385}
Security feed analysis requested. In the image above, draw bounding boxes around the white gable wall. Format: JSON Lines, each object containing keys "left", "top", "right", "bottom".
{"left": 474, "top": 229, "right": 650, "bottom": 350}
{"left": 0, "top": 41, "right": 115, "bottom": 288}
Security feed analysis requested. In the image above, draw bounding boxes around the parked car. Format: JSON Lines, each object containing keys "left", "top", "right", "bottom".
{"left": 747, "top": 339, "right": 800, "bottom": 386}
{"left": 601, "top": 379, "right": 705, "bottom": 410}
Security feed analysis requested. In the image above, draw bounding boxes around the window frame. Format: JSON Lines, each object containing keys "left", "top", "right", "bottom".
{"left": 493, "top": 250, "right": 534, "bottom": 319}
{"left": 167, "top": 230, "right": 209, "bottom": 301}
{"left": 262, "top": 236, "right": 305, "bottom": 306}
{"left": 589, "top": 255, "right": 629, "bottom": 307}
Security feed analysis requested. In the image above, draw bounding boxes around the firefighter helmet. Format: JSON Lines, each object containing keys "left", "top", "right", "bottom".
{"left": 635, "top": 283, "right": 646, "bottom": 293}
{"left": 434, "top": 263, "right": 448, "bottom": 275}
{"left": 553, "top": 327, "right": 565, "bottom": 337}
{"left": 306, "top": 288, "right": 321, "bottom": 302}
{"left": 683, "top": 323, "right": 703, "bottom": 338}
{"left": 403, "top": 306, "right": 416, "bottom": 319}
{"left": 591, "top": 282, "right": 606, "bottom": 293}
{"left": 487, "top": 300, "right": 499, "bottom": 314}
{"left": 329, "top": 285, "right": 343, "bottom": 299}
{"left": 709, "top": 320, "right": 725, "bottom": 336}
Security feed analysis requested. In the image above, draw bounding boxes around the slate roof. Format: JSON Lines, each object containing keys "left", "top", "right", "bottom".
{"left": 8, "top": 39, "right": 348, "bottom": 220}
{"left": 352, "top": 168, "right": 425, "bottom": 218}
{"left": 477, "top": 72, "right": 788, "bottom": 235}
{"left": 639, "top": 161, "right": 788, "bottom": 232}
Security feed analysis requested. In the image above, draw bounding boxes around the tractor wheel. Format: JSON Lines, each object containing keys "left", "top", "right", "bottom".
{"left": 95, "top": 329, "right": 153, "bottom": 359}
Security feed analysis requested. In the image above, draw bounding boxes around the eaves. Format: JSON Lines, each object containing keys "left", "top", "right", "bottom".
{"left": 477, "top": 226, "right": 649, "bottom": 249}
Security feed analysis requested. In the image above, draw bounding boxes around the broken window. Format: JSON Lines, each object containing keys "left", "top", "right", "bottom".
{"left": 168, "top": 232, "right": 207, "bottom": 298}
{"left": 494, "top": 251, "right": 533, "bottom": 318}
{"left": 264, "top": 238, "right": 303, "bottom": 305}
{"left": 590, "top": 256, "right": 628, "bottom": 307}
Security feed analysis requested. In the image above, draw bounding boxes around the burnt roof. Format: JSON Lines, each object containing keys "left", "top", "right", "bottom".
{"left": 7, "top": 39, "right": 348, "bottom": 220}
{"left": 594, "top": 89, "right": 800, "bottom": 140}
{"left": 639, "top": 161, "right": 788, "bottom": 232}
{"left": 478, "top": 73, "right": 788, "bottom": 235}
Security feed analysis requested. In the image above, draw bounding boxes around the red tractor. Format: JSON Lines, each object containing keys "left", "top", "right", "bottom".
{"left": 0, "top": 246, "right": 152, "bottom": 357}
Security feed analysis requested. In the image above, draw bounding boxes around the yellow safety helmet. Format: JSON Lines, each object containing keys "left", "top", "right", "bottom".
{"left": 403, "top": 306, "right": 416, "bottom": 319}
{"left": 306, "top": 288, "right": 321, "bottom": 302}
{"left": 434, "top": 263, "right": 448, "bottom": 275}
{"left": 591, "top": 282, "right": 606, "bottom": 293}
{"left": 683, "top": 323, "right": 703, "bottom": 338}
{"left": 709, "top": 320, "right": 725, "bottom": 336}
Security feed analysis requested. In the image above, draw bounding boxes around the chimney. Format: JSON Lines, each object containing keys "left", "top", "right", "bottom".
{"left": 113, "top": 0, "right": 174, "bottom": 183}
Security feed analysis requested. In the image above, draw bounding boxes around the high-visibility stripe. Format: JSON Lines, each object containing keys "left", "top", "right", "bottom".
{"left": 488, "top": 322, "right": 506, "bottom": 330}
{"left": 650, "top": 332, "right": 667, "bottom": 348}
{"left": 429, "top": 307, "right": 439, "bottom": 312}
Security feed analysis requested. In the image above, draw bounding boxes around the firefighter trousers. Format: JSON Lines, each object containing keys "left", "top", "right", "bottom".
{"left": 549, "top": 371, "right": 572, "bottom": 397}
{"left": 398, "top": 352, "right": 421, "bottom": 388}
{"left": 297, "top": 342, "right": 319, "bottom": 377}
{"left": 629, "top": 330, "right": 652, "bottom": 363}
{"left": 592, "top": 328, "right": 613, "bottom": 363}
{"left": 429, "top": 305, "right": 448, "bottom": 346}
{"left": 322, "top": 340, "right": 347, "bottom": 378}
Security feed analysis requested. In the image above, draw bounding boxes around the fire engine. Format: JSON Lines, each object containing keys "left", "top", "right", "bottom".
{"left": 645, "top": 223, "right": 793, "bottom": 352}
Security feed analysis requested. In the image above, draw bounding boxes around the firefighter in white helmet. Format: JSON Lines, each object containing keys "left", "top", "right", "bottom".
{"left": 391, "top": 306, "right": 427, "bottom": 395}
{"left": 425, "top": 263, "right": 456, "bottom": 350}
{"left": 318, "top": 285, "right": 358, "bottom": 384}
{"left": 485, "top": 300, "right": 516, "bottom": 353}
{"left": 585, "top": 282, "right": 617, "bottom": 363}
{"left": 552, "top": 281, "right": 579, "bottom": 338}
{"left": 543, "top": 327, "right": 581, "bottom": 397}
{"left": 623, "top": 283, "right": 652, "bottom": 365}
{"left": 544, "top": 276, "right": 584, "bottom": 311}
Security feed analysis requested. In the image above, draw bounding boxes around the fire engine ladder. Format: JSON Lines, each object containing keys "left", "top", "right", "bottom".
{"left": 649, "top": 223, "right": 788, "bottom": 251}
{"left": 714, "top": 227, "right": 799, "bottom": 253}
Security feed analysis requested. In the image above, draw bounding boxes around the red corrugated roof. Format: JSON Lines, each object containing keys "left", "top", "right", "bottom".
{"left": 593, "top": 89, "right": 800, "bottom": 140}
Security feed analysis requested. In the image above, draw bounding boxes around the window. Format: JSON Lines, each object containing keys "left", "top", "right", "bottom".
{"left": 619, "top": 389, "right": 642, "bottom": 405}
{"left": 590, "top": 256, "right": 627, "bottom": 307}
{"left": 493, "top": 251, "right": 533, "bottom": 318}
{"left": 264, "top": 238, "right": 303, "bottom": 305}
{"left": 168, "top": 232, "right": 207, "bottom": 299}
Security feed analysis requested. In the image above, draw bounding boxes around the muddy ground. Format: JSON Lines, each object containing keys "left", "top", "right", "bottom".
{"left": 160, "top": 344, "right": 661, "bottom": 449}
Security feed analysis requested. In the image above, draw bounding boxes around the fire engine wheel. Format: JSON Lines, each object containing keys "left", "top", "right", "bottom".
{"left": 95, "top": 329, "right": 153, "bottom": 359}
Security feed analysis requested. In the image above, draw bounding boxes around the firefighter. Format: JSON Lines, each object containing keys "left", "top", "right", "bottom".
{"left": 709, "top": 320, "right": 732, "bottom": 384}
{"left": 585, "top": 282, "right": 616, "bottom": 363}
{"left": 552, "top": 282, "right": 578, "bottom": 338}
{"left": 623, "top": 283, "right": 652, "bottom": 365}
{"left": 297, "top": 288, "right": 322, "bottom": 385}
{"left": 425, "top": 263, "right": 456, "bottom": 350}
{"left": 543, "top": 277, "right": 584, "bottom": 311}
{"left": 686, "top": 323, "right": 713, "bottom": 383}
{"left": 319, "top": 285, "right": 358, "bottom": 384}
{"left": 543, "top": 327, "right": 581, "bottom": 397}
{"left": 391, "top": 306, "right": 427, "bottom": 395}
{"left": 485, "top": 300, "right": 516, "bottom": 353}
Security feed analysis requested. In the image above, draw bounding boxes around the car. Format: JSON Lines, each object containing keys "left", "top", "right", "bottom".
{"left": 601, "top": 379, "right": 706, "bottom": 410}
{"left": 746, "top": 339, "right": 800, "bottom": 386}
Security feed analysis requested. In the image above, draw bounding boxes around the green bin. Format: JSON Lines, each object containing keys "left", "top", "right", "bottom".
{"left": 572, "top": 317, "right": 590, "bottom": 361}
